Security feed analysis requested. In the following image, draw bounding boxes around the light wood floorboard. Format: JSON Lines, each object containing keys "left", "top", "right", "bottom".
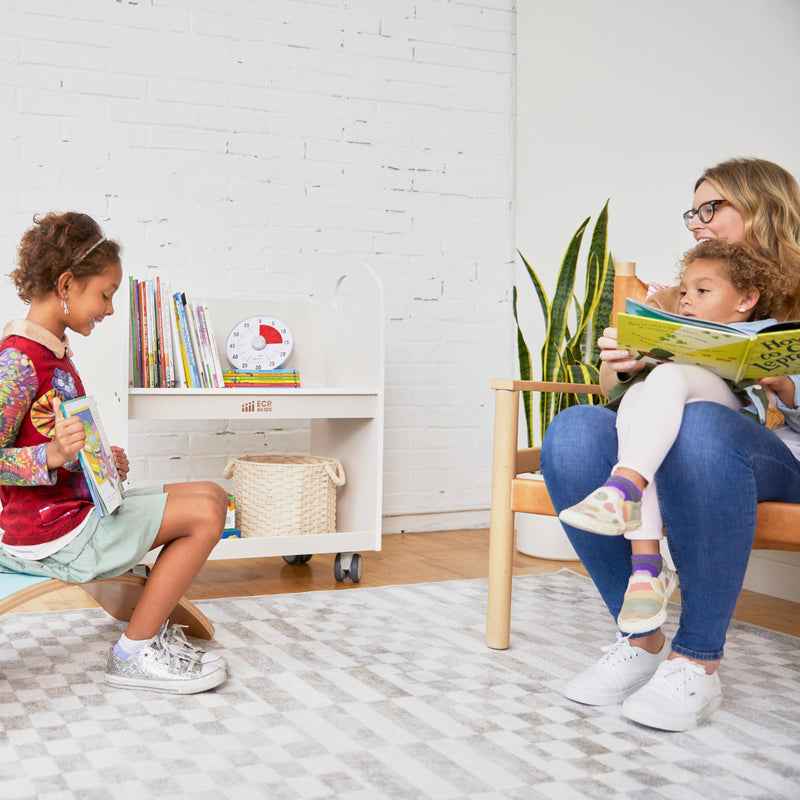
{"left": 11, "top": 529, "right": 800, "bottom": 639}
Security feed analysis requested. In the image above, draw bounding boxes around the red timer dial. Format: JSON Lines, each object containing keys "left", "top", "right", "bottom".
{"left": 225, "top": 315, "right": 294, "bottom": 370}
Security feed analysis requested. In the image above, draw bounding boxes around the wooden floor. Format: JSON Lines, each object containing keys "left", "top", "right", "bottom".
{"left": 13, "top": 529, "right": 800, "bottom": 638}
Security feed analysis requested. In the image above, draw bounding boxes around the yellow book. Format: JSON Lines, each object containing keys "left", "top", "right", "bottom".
{"left": 617, "top": 299, "right": 800, "bottom": 382}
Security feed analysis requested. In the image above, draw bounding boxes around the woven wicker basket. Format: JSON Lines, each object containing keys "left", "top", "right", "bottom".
{"left": 223, "top": 455, "right": 346, "bottom": 538}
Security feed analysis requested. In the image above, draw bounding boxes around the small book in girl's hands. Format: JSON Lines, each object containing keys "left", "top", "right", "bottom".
{"left": 60, "top": 395, "right": 123, "bottom": 518}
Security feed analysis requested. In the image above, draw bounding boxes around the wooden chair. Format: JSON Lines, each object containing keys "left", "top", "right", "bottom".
{"left": 486, "top": 262, "right": 800, "bottom": 650}
{"left": 0, "top": 571, "right": 214, "bottom": 640}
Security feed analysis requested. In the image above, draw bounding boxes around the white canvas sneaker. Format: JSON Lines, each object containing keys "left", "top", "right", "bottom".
{"left": 622, "top": 657, "right": 722, "bottom": 731}
{"left": 564, "top": 632, "right": 669, "bottom": 705}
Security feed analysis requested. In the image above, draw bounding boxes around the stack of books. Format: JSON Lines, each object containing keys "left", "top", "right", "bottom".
{"left": 129, "top": 277, "right": 225, "bottom": 389}
{"left": 222, "top": 369, "right": 301, "bottom": 388}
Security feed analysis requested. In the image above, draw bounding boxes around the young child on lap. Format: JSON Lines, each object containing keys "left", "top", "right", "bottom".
{"left": 559, "top": 239, "right": 798, "bottom": 634}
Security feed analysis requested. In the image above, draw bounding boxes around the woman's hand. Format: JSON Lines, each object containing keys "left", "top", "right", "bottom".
{"left": 46, "top": 396, "right": 86, "bottom": 469}
{"left": 759, "top": 376, "right": 796, "bottom": 409}
{"left": 111, "top": 445, "right": 129, "bottom": 482}
{"left": 598, "top": 327, "right": 646, "bottom": 375}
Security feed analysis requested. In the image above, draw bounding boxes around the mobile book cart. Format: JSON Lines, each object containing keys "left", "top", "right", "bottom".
{"left": 127, "top": 260, "right": 385, "bottom": 581}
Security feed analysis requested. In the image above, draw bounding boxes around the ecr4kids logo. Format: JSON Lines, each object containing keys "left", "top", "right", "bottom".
{"left": 241, "top": 400, "right": 273, "bottom": 413}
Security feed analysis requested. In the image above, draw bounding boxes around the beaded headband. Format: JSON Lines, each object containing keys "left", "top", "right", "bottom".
{"left": 76, "top": 235, "right": 106, "bottom": 263}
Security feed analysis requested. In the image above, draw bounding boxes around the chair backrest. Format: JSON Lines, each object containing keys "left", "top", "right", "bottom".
{"left": 612, "top": 261, "right": 649, "bottom": 324}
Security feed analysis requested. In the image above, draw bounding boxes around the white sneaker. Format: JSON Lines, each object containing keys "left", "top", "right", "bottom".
{"left": 622, "top": 657, "right": 722, "bottom": 731}
{"left": 564, "top": 632, "right": 669, "bottom": 705}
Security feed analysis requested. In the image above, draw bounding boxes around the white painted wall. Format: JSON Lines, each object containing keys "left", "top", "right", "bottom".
{"left": 0, "top": 1, "right": 517, "bottom": 532}
{"left": 518, "top": 0, "right": 800, "bottom": 294}
{"left": 517, "top": 0, "right": 800, "bottom": 602}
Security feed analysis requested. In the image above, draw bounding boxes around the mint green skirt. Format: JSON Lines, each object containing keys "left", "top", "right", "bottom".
{"left": 0, "top": 486, "right": 167, "bottom": 584}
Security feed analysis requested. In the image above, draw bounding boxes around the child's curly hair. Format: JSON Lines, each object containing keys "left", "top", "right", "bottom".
{"left": 679, "top": 239, "right": 791, "bottom": 321}
{"left": 10, "top": 212, "right": 121, "bottom": 303}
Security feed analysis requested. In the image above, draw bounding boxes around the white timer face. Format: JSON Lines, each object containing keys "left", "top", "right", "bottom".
{"left": 226, "top": 316, "right": 294, "bottom": 370}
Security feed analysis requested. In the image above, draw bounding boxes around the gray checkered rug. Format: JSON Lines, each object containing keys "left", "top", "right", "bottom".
{"left": 1, "top": 570, "right": 798, "bottom": 799}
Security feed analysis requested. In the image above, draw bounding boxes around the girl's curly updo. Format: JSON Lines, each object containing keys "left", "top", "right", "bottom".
{"left": 11, "top": 212, "right": 121, "bottom": 303}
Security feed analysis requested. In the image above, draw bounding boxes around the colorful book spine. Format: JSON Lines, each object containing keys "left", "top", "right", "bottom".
{"left": 173, "top": 292, "right": 201, "bottom": 388}
{"left": 157, "top": 278, "right": 174, "bottom": 387}
{"left": 200, "top": 304, "right": 226, "bottom": 388}
{"left": 128, "top": 277, "right": 138, "bottom": 387}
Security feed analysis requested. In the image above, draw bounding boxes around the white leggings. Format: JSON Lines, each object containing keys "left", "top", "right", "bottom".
{"left": 615, "top": 363, "right": 741, "bottom": 540}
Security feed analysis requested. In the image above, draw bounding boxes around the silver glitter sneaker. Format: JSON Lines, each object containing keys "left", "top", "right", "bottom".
{"left": 161, "top": 623, "right": 227, "bottom": 670}
{"left": 105, "top": 623, "right": 227, "bottom": 694}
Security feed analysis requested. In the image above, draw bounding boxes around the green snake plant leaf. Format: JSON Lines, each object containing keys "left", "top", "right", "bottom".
{"left": 518, "top": 250, "right": 550, "bottom": 325}
{"left": 513, "top": 286, "right": 535, "bottom": 448}
{"left": 514, "top": 202, "right": 614, "bottom": 447}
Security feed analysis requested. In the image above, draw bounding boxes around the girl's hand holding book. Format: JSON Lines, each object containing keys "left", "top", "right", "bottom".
{"left": 111, "top": 445, "right": 129, "bottom": 481}
{"left": 46, "top": 396, "right": 87, "bottom": 469}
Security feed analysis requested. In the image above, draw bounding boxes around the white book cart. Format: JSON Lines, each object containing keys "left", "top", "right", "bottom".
{"left": 85, "top": 260, "right": 384, "bottom": 582}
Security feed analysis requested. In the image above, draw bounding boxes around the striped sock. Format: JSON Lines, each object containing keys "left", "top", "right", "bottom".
{"left": 631, "top": 553, "right": 662, "bottom": 578}
{"left": 605, "top": 475, "right": 642, "bottom": 503}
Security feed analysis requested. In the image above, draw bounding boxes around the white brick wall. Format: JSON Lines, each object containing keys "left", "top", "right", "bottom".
{"left": 0, "top": 0, "right": 516, "bottom": 530}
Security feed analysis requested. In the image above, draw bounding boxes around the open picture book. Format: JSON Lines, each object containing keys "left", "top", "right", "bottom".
{"left": 616, "top": 299, "right": 800, "bottom": 382}
{"left": 60, "top": 395, "right": 123, "bottom": 518}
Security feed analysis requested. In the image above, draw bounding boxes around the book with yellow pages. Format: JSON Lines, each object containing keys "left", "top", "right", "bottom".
{"left": 60, "top": 395, "right": 123, "bottom": 518}
{"left": 616, "top": 299, "right": 800, "bottom": 382}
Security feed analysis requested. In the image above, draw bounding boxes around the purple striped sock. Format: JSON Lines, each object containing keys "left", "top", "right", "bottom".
{"left": 631, "top": 554, "right": 662, "bottom": 577}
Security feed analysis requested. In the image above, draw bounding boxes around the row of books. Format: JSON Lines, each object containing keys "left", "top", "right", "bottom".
{"left": 129, "top": 277, "right": 226, "bottom": 388}
{"left": 128, "top": 277, "right": 302, "bottom": 389}
{"left": 222, "top": 369, "right": 301, "bottom": 387}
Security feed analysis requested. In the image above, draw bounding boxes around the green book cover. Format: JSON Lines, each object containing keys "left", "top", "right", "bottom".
{"left": 617, "top": 299, "right": 800, "bottom": 382}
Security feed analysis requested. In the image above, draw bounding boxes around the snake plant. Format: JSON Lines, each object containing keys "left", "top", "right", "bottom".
{"left": 515, "top": 201, "right": 615, "bottom": 446}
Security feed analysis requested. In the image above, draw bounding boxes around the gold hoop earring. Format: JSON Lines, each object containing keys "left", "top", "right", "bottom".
{"left": 62, "top": 297, "right": 69, "bottom": 316}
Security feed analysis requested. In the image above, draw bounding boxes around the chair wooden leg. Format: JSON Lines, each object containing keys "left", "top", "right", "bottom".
{"left": 486, "top": 387, "right": 520, "bottom": 650}
{"left": 80, "top": 574, "right": 215, "bottom": 640}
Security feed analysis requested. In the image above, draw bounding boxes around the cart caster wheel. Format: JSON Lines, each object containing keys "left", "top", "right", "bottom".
{"left": 334, "top": 552, "right": 362, "bottom": 582}
{"left": 282, "top": 554, "right": 312, "bottom": 565}
{"left": 350, "top": 553, "right": 363, "bottom": 583}
{"left": 334, "top": 552, "right": 346, "bottom": 582}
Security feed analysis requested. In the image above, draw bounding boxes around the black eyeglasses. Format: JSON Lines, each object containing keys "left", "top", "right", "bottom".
{"left": 683, "top": 199, "right": 729, "bottom": 228}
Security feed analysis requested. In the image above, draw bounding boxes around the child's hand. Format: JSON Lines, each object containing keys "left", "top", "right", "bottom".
{"left": 111, "top": 446, "right": 129, "bottom": 482}
{"left": 598, "top": 327, "right": 646, "bottom": 375}
{"left": 46, "top": 396, "right": 86, "bottom": 469}
{"left": 758, "top": 376, "right": 796, "bottom": 409}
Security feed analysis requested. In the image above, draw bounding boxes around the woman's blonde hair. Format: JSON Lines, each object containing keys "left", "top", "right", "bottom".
{"left": 697, "top": 158, "right": 800, "bottom": 319}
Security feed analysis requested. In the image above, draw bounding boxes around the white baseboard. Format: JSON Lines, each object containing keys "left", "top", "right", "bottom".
{"left": 382, "top": 509, "right": 490, "bottom": 534}
{"left": 743, "top": 552, "right": 800, "bottom": 604}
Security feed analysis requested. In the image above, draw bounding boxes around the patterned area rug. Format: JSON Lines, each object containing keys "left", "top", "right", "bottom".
{"left": 0, "top": 570, "right": 798, "bottom": 800}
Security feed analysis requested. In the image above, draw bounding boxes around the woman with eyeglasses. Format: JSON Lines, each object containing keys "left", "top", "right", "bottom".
{"left": 540, "top": 157, "right": 800, "bottom": 731}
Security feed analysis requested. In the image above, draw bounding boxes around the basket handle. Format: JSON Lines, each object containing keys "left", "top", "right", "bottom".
{"left": 324, "top": 459, "right": 346, "bottom": 487}
{"left": 222, "top": 459, "right": 236, "bottom": 480}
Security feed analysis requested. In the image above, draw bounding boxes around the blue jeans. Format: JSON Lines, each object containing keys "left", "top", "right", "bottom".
{"left": 540, "top": 402, "right": 800, "bottom": 661}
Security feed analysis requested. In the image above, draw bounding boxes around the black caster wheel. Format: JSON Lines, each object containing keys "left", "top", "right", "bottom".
{"left": 350, "top": 553, "right": 363, "bottom": 583}
{"left": 282, "top": 554, "right": 312, "bottom": 565}
{"left": 334, "top": 552, "right": 346, "bottom": 581}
